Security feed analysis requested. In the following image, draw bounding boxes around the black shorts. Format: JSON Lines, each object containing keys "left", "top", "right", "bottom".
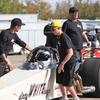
{"left": 56, "top": 63, "right": 75, "bottom": 86}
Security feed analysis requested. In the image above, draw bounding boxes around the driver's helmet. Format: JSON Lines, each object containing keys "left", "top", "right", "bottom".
{"left": 23, "top": 46, "right": 59, "bottom": 70}
{"left": 35, "top": 50, "right": 50, "bottom": 61}
{"left": 27, "top": 46, "right": 53, "bottom": 63}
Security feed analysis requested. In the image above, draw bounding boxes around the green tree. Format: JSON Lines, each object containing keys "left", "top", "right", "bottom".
{"left": 25, "top": 1, "right": 37, "bottom": 13}
{"left": 0, "top": 0, "right": 23, "bottom": 14}
{"left": 93, "top": 1, "right": 100, "bottom": 19}
{"left": 0, "top": 0, "right": 100, "bottom": 19}
{"left": 37, "top": 2, "right": 53, "bottom": 20}
{"left": 53, "top": 1, "right": 70, "bottom": 19}
{"left": 75, "top": 1, "right": 100, "bottom": 19}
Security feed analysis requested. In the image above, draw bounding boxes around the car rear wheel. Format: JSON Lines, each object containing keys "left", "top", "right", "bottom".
{"left": 79, "top": 58, "right": 100, "bottom": 97}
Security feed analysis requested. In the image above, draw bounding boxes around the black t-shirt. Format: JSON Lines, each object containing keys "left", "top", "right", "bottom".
{"left": 57, "top": 33, "right": 75, "bottom": 64}
{"left": 0, "top": 29, "right": 26, "bottom": 55}
{"left": 44, "top": 24, "right": 57, "bottom": 48}
{"left": 62, "top": 19, "right": 83, "bottom": 50}
{"left": 44, "top": 24, "right": 52, "bottom": 36}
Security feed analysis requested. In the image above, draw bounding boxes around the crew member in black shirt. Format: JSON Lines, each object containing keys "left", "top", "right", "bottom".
{"left": 0, "top": 18, "right": 32, "bottom": 71}
{"left": 62, "top": 7, "right": 91, "bottom": 72}
{"left": 50, "top": 20, "right": 80, "bottom": 100}
{"left": 44, "top": 23, "right": 57, "bottom": 48}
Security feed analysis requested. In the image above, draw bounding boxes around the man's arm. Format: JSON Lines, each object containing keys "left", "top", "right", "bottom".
{"left": 82, "top": 31, "right": 91, "bottom": 47}
{"left": 15, "top": 34, "right": 32, "bottom": 52}
{"left": 25, "top": 44, "right": 32, "bottom": 52}
{"left": 0, "top": 53, "right": 13, "bottom": 71}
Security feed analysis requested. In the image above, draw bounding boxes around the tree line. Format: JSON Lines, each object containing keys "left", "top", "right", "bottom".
{"left": 0, "top": 0, "right": 100, "bottom": 20}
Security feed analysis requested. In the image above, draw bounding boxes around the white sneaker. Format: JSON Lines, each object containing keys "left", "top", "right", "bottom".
{"left": 73, "top": 96, "right": 80, "bottom": 100}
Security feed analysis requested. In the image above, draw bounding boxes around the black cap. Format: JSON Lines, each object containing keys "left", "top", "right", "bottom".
{"left": 11, "top": 18, "right": 25, "bottom": 26}
{"left": 69, "top": 7, "right": 79, "bottom": 13}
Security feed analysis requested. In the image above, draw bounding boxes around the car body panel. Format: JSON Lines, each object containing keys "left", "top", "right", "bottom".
{"left": 0, "top": 67, "right": 62, "bottom": 100}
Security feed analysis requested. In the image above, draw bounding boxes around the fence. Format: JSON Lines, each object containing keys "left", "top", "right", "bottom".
{"left": 17, "top": 29, "right": 46, "bottom": 49}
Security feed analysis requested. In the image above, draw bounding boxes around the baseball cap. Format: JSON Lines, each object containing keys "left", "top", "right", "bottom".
{"left": 51, "top": 20, "right": 62, "bottom": 27}
{"left": 69, "top": 7, "right": 79, "bottom": 13}
{"left": 11, "top": 18, "right": 25, "bottom": 26}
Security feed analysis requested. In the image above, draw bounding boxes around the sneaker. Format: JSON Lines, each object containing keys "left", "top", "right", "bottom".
{"left": 73, "top": 96, "right": 80, "bottom": 100}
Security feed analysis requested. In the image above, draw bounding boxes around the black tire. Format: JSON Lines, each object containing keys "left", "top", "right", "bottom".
{"left": 79, "top": 58, "right": 100, "bottom": 97}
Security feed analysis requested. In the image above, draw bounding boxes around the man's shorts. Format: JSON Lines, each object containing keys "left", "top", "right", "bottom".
{"left": 56, "top": 63, "right": 75, "bottom": 87}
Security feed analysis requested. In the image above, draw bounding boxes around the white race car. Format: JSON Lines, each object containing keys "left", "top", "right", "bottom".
{"left": 0, "top": 46, "right": 98, "bottom": 100}
{"left": 0, "top": 46, "right": 61, "bottom": 100}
